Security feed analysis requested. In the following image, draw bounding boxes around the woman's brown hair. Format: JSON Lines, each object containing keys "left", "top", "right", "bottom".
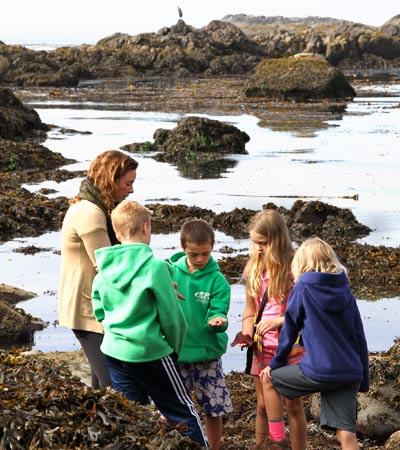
{"left": 88, "top": 150, "right": 138, "bottom": 212}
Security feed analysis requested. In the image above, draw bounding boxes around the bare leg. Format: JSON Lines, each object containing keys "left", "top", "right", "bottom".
{"left": 205, "top": 415, "right": 222, "bottom": 450}
{"left": 262, "top": 378, "right": 285, "bottom": 422}
{"left": 254, "top": 376, "right": 269, "bottom": 445}
{"left": 336, "top": 429, "right": 359, "bottom": 450}
{"left": 284, "top": 397, "right": 307, "bottom": 450}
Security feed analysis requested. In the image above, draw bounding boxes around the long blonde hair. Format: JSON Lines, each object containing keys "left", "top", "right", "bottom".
{"left": 245, "top": 209, "right": 294, "bottom": 301}
{"left": 291, "top": 237, "right": 347, "bottom": 281}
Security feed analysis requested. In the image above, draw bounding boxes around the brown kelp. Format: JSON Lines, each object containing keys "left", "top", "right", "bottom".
{"left": 0, "top": 349, "right": 203, "bottom": 449}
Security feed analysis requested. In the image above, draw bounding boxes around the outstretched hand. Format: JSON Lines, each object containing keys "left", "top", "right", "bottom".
{"left": 230, "top": 331, "right": 253, "bottom": 348}
{"left": 208, "top": 317, "right": 228, "bottom": 327}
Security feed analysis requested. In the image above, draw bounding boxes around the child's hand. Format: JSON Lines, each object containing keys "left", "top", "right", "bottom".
{"left": 230, "top": 332, "right": 253, "bottom": 348}
{"left": 260, "top": 365, "right": 272, "bottom": 383}
{"left": 256, "top": 317, "right": 282, "bottom": 335}
{"left": 208, "top": 317, "right": 228, "bottom": 327}
{"left": 173, "top": 282, "right": 185, "bottom": 300}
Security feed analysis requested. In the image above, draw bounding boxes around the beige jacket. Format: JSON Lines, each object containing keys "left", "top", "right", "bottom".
{"left": 59, "top": 200, "right": 111, "bottom": 333}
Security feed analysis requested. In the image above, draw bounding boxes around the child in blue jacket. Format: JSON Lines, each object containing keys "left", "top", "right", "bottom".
{"left": 261, "top": 237, "right": 369, "bottom": 450}
{"left": 170, "top": 219, "right": 232, "bottom": 450}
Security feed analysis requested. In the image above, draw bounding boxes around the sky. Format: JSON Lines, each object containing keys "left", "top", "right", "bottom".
{"left": 1, "top": 0, "right": 399, "bottom": 46}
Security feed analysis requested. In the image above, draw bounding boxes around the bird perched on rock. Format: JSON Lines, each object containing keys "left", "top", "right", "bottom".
{"left": 178, "top": 6, "right": 183, "bottom": 18}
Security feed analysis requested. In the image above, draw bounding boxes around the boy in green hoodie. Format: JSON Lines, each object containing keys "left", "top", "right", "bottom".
{"left": 169, "top": 219, "right": 233, "bottom": 450}
{"left": 91, "top": 200, "right": 208, "bottom": 448}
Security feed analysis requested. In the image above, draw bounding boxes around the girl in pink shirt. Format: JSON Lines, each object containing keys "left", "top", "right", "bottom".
{"left": 239, "top": 209, "right": 306, "bottom": 450}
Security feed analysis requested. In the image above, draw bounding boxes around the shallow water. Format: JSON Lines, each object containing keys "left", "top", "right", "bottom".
{"left": 1, "top": 84, "right": 399, "bottom": 369}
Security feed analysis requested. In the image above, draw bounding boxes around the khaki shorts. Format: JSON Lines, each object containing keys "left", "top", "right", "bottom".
{"left": 271, "top": 364, "right": 360, "bottom": 433}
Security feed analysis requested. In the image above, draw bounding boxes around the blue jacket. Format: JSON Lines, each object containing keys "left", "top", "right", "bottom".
{"left": 269, "top": 271, "right": 369, "bottom": 392}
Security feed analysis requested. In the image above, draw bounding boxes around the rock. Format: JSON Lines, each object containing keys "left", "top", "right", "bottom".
{"left": 309, "top": 339, "right": 400, "bottom": 444}
{"left": 0, "top": 284, "right": 36, "bottom": 304}
{"left": 384, "top": 430, "right": 400, "bottom": 449}
{"left": 0, "top": 139, "right": 71, "bottom": 172}
{"left": 244, "top": 55, "right": 356, "bottom": 101}
{"left": 222, "top": 14, "right": 354, "bottom": 29}
{"left": 144, "top": 116, "right": 249, "bottom": 178}
{"left": 0, "top": 181, "right": 69, "bottom": 242}
{"left": 1, "top": 19, "right": 400, "bottom": 86}
{"left": 0, "top": 138, "right": 73, "bottom": 243}
{"left": 0, "top": 286, "right": 41, "bottom": 345}
{"left": 0, "top": 87, "right": 49, "bottom": 139}
{"left": 358, "top": 339, "right": 400, "bottom": 441}
{"left": 0, "top": 55, "right": 10, "bottom": 75}
{"left": 380, "top": 14, "right": 400, "bottom": 37}
{"left": 287, "top": 200, "right": 371, "bottom": 242}
{"left": 153, "top": 116, "right": 249, "bottom": 156}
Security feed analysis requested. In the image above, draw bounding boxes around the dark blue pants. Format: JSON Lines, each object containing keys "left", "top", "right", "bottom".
{"left": 105, "top": 352, "right": 208, "bottom": 447}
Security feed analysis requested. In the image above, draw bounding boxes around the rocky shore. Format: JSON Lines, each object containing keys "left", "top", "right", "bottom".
{"left": 0, "top": 15, "right": 400, "bottom": 86}
{"left": 1, "top": 341, "right": 399, "bottom": 449}
{"left": 1, "top": 16, "right": 400, "bottom": 448}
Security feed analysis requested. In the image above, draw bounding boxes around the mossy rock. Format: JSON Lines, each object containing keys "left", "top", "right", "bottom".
{"left": 245, "top": 54, "right": 356, "bottom": 101}
{"left": 153, "top": 116, "right": 250, "bottom": 159}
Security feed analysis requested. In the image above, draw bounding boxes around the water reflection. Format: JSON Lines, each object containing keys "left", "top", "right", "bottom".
{"left": 172, "top": 156, "right": 238, "bottom": 179}
{"left": 255, "top": 102, "right": 348, "bottom": 137}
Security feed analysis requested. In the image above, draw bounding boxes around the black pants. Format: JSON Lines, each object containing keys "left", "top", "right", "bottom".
{"left": 105, "top": 352, "right": 209, "bottom": 448}
{"left": 73, "top": 330, "right": 111, "bottom": 388}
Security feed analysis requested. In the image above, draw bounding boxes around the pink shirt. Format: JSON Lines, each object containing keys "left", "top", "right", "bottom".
{"left": 254, "top": 273, "right": 280, "bottom": 349}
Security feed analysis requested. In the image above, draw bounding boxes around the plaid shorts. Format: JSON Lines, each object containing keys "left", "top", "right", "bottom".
{"left": 179, "top": 358, "right": 233, "bottom": 417}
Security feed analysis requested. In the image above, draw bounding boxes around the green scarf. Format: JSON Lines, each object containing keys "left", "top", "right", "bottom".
{"left": 78, "top": 178, "right": 119, "bottom": 245}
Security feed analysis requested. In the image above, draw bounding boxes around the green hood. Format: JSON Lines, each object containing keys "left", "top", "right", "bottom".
{"left": 92, "top": 243, "right": 188, "bottom": 363}
{"left": 95, "top": 243, "right": 152, "bottom": 290}
{"left": 170, "top": 251, "right": 231, "bottom": 363}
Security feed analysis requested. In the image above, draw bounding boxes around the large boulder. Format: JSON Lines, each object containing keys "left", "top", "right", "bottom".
{"left": 286, "top": 200, "right": 371, "bottom": 242}
{"left": 153, "top": 116, "right": 248, "bottom": 178}
{"left": 380, "top": 14, "right": 400, "bottom": 37}
{"left": 0, "top": 87, "right": 49, "bottom": 139}
{"left": 245, "top": 54, "right": 356, "bottom": 101}
{"left": 124, "top": 116, "right": 250, "bottom": 178}
{"left": 153, "top": 116, "right": 249, "bottom": 156}
{"left": 0, "top": 285, "right": 41, "bottom": 346}
{"left": 309, "top": 339, "right": 400, "bottom": 443}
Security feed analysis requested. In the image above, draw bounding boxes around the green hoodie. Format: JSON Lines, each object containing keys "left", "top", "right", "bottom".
{"left": 170, "top": 251, "right": 231, "bottom": 363}
{"left": 92, "top": 243, "right": 188, "bottom": 363}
